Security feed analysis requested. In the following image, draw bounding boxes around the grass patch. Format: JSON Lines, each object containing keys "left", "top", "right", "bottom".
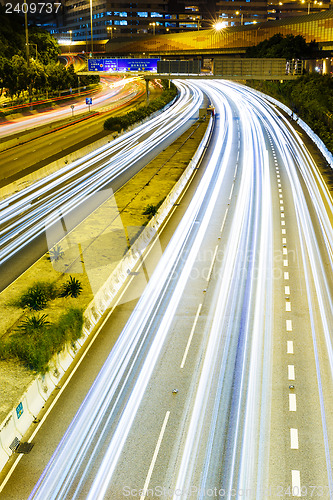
{"left": 0, "top": 308, "right": 84, "bottom": 373}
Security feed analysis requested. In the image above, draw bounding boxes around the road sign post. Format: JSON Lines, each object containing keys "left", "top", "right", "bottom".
{"left": 86, "top": 97, "right": 92, "bottom": 112}
{"left": 70, "top": 104, "right": 74, "bottom": 117}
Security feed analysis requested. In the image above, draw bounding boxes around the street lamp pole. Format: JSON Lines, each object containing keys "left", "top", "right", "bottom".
{"left": 68, "top": 30, "right": 72, "bottom": 53}
{"left": 23, "top": 0, "right": 30, "bottom": 65}
{"left": 107, "top": 25, "right": 116, "bottom": 39}
{"left": 90, "top": 0, "right": 93, "bottom": 54}
{"left": 235, "top": 10, "right": 244, "bottom": 25}
{"left": 149, "top": 22, "right": 156, "bottom": 35}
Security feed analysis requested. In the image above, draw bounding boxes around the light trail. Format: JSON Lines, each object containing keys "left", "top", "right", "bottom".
{"left": 0, "top": 76, "right": 139, "bottom": 137}
{"left": 0, "top": 81, "right": 202, "bottom": 268}
{"left": 2, "top": 78, "right": 332, "bottom": 498}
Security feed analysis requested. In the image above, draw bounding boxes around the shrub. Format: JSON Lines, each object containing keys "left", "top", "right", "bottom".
{"left": 4, "top": 308, "right": 84, "bottom": 373}
{"left": 143, "top": 199, "right": 165, "bottom": 218}
{"left": 104, "top": 83, "right": 177, "bottom": 132}
{"left": 16, "top": 314, "right": 51, "bottom": 334}
{"left": 17, "top": 281, "right": 58, "bottom": 310}
{"left": 60, "top": 276, "right": 83, "bottom": 298}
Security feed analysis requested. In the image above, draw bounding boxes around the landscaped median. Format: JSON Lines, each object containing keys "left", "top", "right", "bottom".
{"left": 0, "top": 108, "right": 212, "bottom": 470}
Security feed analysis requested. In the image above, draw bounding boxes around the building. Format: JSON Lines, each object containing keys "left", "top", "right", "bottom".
{"left": 52, "top": 0, "right": 217, "bottom": 43}
{"left": 216, "top": 0, "right": 268, "bottom": 27}
{"left": 267, "top": 0, "right": 330, "bottom": 20}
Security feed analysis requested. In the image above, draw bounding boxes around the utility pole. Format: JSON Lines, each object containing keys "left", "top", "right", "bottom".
{"left": 90, "top": 0, "right": 93, "bottom": 55}
{"left": 23, "top": 0, "right": 32, "bottom": 107}
{"left": 24, "top": 0, "right": 30, "bottom": 64}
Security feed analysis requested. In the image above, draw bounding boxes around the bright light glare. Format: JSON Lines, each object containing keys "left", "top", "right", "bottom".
{"left": 214, "top": 21, "right": 227, "bottom": 30}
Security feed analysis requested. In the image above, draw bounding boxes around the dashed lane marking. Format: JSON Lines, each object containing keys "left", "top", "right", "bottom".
{"left": 288, "top": 365, "right": 295, "bottom": 380}
{"left": 140, "top": 411, "right": 171, "bottom": 500}
{"left": 291, "top": 470, "right": 301, "bottom": 497}
{"left": 290, "top": 428, "right": 299, "bottom": 449}
{"left": 180, "top": 303, "right": 202, "bottom": 369}
{"left": 287, "top": 341, "right": 294, "bottom": 354}
{"left": 289, "top": 393, "right": 297, "bottom": 411}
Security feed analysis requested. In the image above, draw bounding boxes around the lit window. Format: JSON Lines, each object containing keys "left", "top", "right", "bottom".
{"left": 114, "top": 11, "right": 127, "bottom": 16}
{"left": 151, "top": 12, "right": 163, "bottom": 17}
{"left": 138, "top": 11, "right": 148, "bottom": 16}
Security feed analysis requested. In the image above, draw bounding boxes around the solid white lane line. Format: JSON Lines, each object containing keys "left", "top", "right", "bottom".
{"left": 206, "top": 245, "right": 219, "bottom": 282}
{"left": 286, "top": 302, "right": 291, "bottom": 311}
{"left": 220, "top": 207, "right": 229, "bottom": 232}
{"left": 229, "top": 183, "right": 234, "bottom": 200}
{"left": 290, "top": 428, "right": 299, "bottom": 449}
{"left": 288, "top": 365, "right": 295, "bottom": 380}
{"left": 287, "top": 341, "right": 294, "bottom": 354}
{"left": 285, "top": 286, "right": 290, "bottom": 295}
{"left": 286, "top": 319, "right": 293, "bottom": 331}
{"left": 180, "top": 303, "right": 202, "bottom": 369}
{"left": 140, "top": 411, "right": 170, "bottom": 500}
{"left": 291, "top": 470, "right": 301, "bottom": 497}
{"left": 284, "top": 272, "right": 289, "bottom": 279}
{"left": 289, "top": 394, "right": 297, "bottom": 411}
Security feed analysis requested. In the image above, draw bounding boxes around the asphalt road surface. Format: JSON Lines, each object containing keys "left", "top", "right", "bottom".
{"left": 1, "top": 80, "right": 333, "bottom": 500}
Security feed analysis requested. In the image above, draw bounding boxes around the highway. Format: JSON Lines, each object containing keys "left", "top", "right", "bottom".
{"left": 0, "top": 80, "right": 202, "bottom": 290}
{"left": 1, "top": 80, "right": 333, "bottom": 499}
{"left": 0, "top": 76, "right": 140, "bottom": 138}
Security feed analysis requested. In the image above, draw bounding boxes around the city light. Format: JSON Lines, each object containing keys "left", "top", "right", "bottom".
{"left": 214, "top": 21, "right": 227, "bottom": 30}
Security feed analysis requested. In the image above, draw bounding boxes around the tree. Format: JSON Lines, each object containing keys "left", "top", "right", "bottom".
{"left": 29, "top": 27, "right": 61, "bottom": 65}
{"left": 246, "top": 33, "right": 321, "bottom": 60}
{"left": 6, "top": 55, "right": 29, "bottom": 97}
{"left": 29, "top": 58, "right": 47, "bottom": 95}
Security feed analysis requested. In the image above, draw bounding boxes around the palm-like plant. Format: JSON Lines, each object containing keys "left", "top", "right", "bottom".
{"left": 16, "top": 314, "right": 51, "bottom": 334}
{"left": 60, "top": 276, "right": 83, "bottom": 298}
{"left": 48, "top": 245, "right": 64, "bottom": 262}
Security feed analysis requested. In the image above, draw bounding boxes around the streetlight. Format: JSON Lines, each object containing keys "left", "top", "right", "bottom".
{"left": 149, "top": 22, "right": 156, "bottom": 35}
{"left": 301, "top": 0, "right": 322, "bottom": 14}
{"left": 68, "top": 30, "right": 72, "bottom": 53}
{"left": 214, "top": 21, "right": 227, "bottom": 30}
{"left": 107, "top": 26, "right": 116, "bottom": 39}
{"left": 90, "top": 0, "right": 93, "bottom": 55}
{"left": 235, "top": 10, "right": 244, "bottom": 25}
